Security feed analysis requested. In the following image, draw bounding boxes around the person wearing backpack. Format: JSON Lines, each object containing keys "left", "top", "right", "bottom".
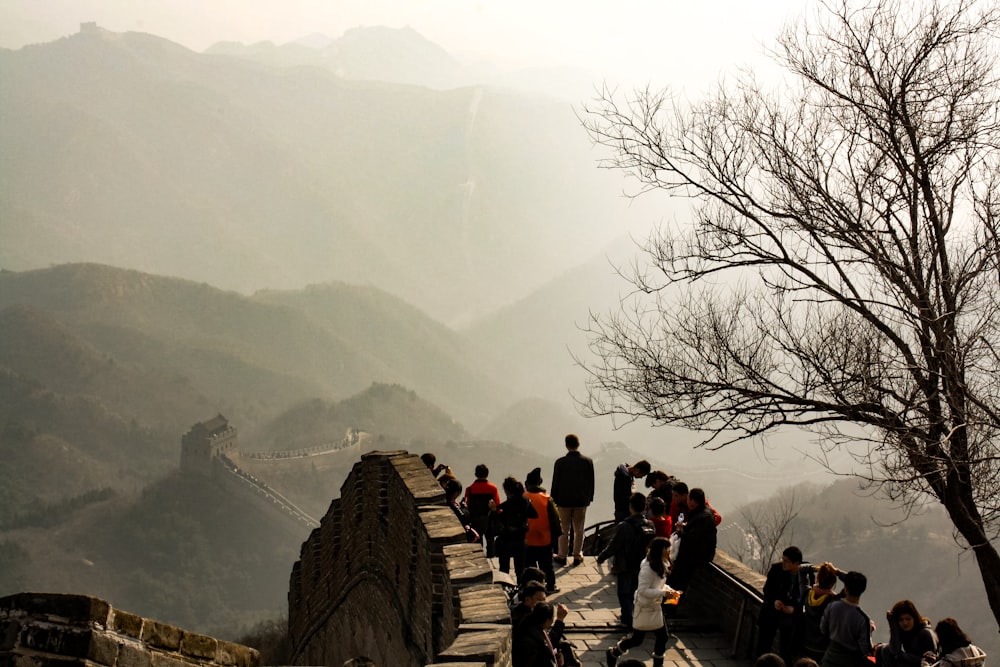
{"left": 597, "top": 492, "right": 655, "bottom": 629}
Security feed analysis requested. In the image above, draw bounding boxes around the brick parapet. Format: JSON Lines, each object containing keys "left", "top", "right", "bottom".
{"left": 0, "top": 593, "right": 258, "bottom": 667}
{"left": 684, "top": 550, "right": 768, "bottom": 659}
{"left": 287, "top": 451, "right": 512, "bottom": 667}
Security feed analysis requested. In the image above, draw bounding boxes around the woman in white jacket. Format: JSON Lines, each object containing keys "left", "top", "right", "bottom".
{"left": 927, "top": 618, "right": 986, "bottom": 667}
{"left": 606, "top": 536, "right": 677, "bottom": 667}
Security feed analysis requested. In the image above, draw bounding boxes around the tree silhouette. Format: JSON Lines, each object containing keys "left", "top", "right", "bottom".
{"left": 581, "top": 0, "right": 1000, "bottom": 629}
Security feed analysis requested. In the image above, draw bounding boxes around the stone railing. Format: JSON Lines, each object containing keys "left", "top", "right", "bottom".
{"left": 679, "top": 550, "right": 768, "bottom": 659}
{"left": 0, "top": 592, "right": 258, "bottom": 667}
{"left": 287, "top": 451, "right": 511, "bottom": 667}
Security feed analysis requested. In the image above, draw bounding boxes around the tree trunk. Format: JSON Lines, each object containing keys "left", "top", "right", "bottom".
{"left": 941, "top": 493, "right": 1000, "bottom": 634}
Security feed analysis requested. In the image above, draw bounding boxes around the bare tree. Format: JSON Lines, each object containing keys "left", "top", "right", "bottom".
{"left": 742, "top": 490, "right": 800, "bottom": 575}
{"left": 580, "top": 0, "right": 1000, "bottom": 629}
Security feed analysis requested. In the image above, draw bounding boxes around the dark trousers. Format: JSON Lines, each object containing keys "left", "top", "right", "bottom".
{"left": 616, "top": 570, "right": 639, "bottom": 628}
{"left": 756, "top": 606, "right": 803, "bottom": 662}
{"left": 525, "top": 545, "right": 556, "bottom": 589}
{"left": 496, "top": 537, "right": 526, "bottom": 578}
{"left": 618, "top": 625, "right": 670, "bottom": 656}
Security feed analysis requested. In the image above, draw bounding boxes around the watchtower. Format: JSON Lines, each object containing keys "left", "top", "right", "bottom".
{"left": 180, "top": 414, "right": 238, "bottom": 475}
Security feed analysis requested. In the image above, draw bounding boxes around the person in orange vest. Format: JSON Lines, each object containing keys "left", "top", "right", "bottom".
{"left": 524, "top": 467, "right": 563, "bottom": 593}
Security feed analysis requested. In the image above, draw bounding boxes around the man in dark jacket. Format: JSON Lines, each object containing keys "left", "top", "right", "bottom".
{"left": 597, "top": 492, "right": 655, "bottom": 629}
{"left": 551, "top": 433, "right": 595, "bottom": 567}
{"left": 756, "top": 546, "right": 812, "bottom": 662}
{"left": 613, "top": 460, "right": 651, "bottom": 521}
{"left": 667, "top": 487, "right": 717, "bottom": 591}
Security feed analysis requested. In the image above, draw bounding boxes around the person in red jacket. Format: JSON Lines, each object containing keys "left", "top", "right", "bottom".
{"left": 465, "top": 463, "right": 501, "bottom": 555}
{"left": 524, "top": 467, "right": 562, "bottom": 593}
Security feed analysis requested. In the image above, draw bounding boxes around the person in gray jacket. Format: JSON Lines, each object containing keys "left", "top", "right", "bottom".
{"left": 550, "top": 434, "right": 595, "bottom": 566}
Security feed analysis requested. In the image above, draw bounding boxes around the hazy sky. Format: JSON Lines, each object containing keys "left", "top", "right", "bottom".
{"left": 2, "top": 0, "right": 800, "bottom": 92}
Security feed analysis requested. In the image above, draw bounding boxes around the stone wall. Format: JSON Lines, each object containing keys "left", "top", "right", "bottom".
{"left": 684, "top": 551, "right": 768, "bottom": 659}
{"left": 0, "top": 592, "right": 258, "bottom": 667}
{"left": 287, "top": 451, "right": 510, "bottom": 667}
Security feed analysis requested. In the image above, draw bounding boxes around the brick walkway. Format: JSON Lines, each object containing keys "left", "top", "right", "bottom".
{"left": 539, "top": 558, "right": 752, "bottom": 667}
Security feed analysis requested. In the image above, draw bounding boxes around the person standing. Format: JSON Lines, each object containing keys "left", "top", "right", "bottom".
{"left": 551, "top": 433, "right": 595, "bottom": 567}
{"left": 465, "top": 463, "right": 501, "bottom": 555}
{"left": 613, "top": 460, "right": 651, "bottom": 521}
{"left": 524, "top": 467, "right": 562, "bottom": 593}
{"left": 819, "top": 571, "right": 873, "bottom": 667}
{"left": 493, "top": 476, "right": 538, "bottom": 579}
{"left": 605, "top": 537, "right": 677, "bottom": 667}
{"left": 597, "top": 492, "right": 656, "bottom": 630}
{"left": 756, "top": 546, "right": 812, "bottom": 662}
{"left": 667, "top": 487, "right": 717, "bottom": 591}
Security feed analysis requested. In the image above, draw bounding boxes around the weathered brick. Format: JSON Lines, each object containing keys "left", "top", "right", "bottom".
{"left": 110, "top": 612, "right": 142, "bottom": 640}
{"left": 147, "top": 652, "right": 187, "bottom": 667}
{"left": 139, "top": 623, "right": 180, "bottom": 652}
{"left": 178, "top": 632, "right": 216, "bottom": 660}
{"left": 114, "top": 643, "right": 151, "bottom": 667}
{"left": 214, "top": 641, "right": 257, "bottom": 667}
{"left": 84, "top": 634, "right": 119, "bottom": 666}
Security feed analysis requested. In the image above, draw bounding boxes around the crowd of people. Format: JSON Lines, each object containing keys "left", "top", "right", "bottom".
{"left": 753, "top": 547, "right": 987, "bottom": 667}
{"left": 420, "top": 444, "right": 986, "bottom": 667}
{"left": 422, "top": 436, "right": 724, "bottom": 667}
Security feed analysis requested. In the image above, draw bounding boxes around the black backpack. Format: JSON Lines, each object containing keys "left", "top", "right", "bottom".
{"left": 622, "top": 516, "right": 656, "bottom": 571}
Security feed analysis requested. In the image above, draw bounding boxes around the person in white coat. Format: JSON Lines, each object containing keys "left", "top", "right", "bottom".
{"left": 606, "top": 536, "right": 679, "bottom": 667}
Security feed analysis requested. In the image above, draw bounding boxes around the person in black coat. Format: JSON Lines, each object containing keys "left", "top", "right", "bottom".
{"left": 551, "top": 434, "right": 595, "bottom": 566}
{"left": 756, "top": 546, "right": 813, "bottom": 662}
{"left": 513, "top": 602, "right": 559, "bottom": 667}
{"left": 667, "top": 487, "right": 717, "bottom": 591}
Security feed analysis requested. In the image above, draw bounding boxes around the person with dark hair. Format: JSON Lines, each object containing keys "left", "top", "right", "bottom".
{"left": 802, "top": 563, "right": 843, "bottom": 662}
{"left": 511, "top": 581, "right": 548, "bottom": 627}
{"left": 667, "top": 487, "right": 717, "bottom": 591}
{"left": 756, "top": 654, "right": 788, "bottom": 667}
{"left": 512, "top": 601, "right": 559, "bottom": 667}
{"left": 931, "top": 618, "right": 986, "bottom": 667}
{"left": 444, "top": 479, "right": 479, "bottom": 543}
{"left": 669, "top": 482, "right": 722, "bottom": 528}
{"left": 645, "top": 470, "right": 675, "bottom": 506}
{"left": 648, "top": 497, "right": 672, "bottom": 537}
{"left": 597, "top": 492, "right": 656, "bottom": 630}
{"left": 421, "top": 452, "right": 450, "bottom": 481}
{"left": 551, "top": 433, "right": 595, "bottom": 567}
{"left": 875, "top": 601, "right": 938, "bottom": 667}
{"left": 757, "top": 546, "right": 813, "bottom": 661}
{"left": 464, "top": 463, "right": 500, "bottom": 555}
{"left": 512, "top": 564, "right": 582, "bottom": 667}
{"left": 493, "top": 476, "right": 538, "bottom": 579}
{"left": 793, "top": 658, "right": 819, "bottom": 667}
{"left": 614, "top": 460, "right": 652, "bottom": 521}
{"left": 819, "top": 571, "right": 873, "bottom": 667}
{"left": 524, "top": 467, "right": 562, "bottom": 593}
{"left": 606, "top": 536, "right": 678, "bottom": 667}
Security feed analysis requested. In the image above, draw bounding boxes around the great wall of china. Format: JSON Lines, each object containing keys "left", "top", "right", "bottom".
{"left": 2, "top": 417, "right": 773, "bottom": 667}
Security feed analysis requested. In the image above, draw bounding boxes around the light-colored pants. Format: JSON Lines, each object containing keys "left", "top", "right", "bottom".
{"left": 557, "top": 506, "right": 587, "bottom": 558}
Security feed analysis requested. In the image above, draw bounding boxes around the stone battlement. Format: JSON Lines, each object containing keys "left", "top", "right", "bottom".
{"left": 287, "top": 451, "right": 510, "bottom": 667}
{"left": 0, "top": 592, "right": 259, "bottom": 667}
